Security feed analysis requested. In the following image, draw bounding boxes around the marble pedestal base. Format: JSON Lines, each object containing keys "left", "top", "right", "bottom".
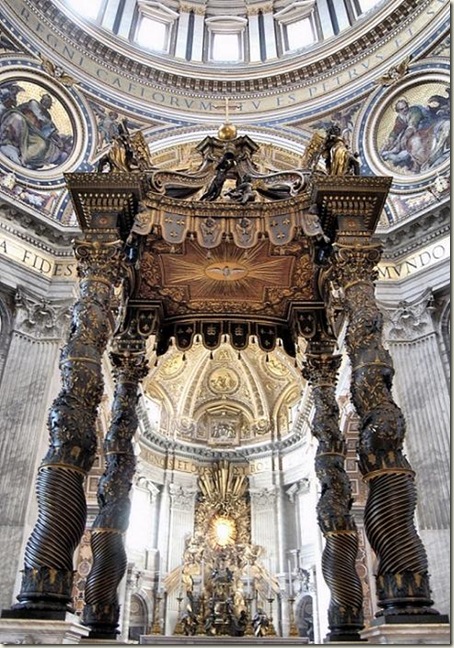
{"left": 360, "top": 623, "right": 450, "bottom": 644}
{"left": 0, "top": 614, "right": 90, "bottom": 644}
{"left": 140, "top": 637, "right": 308, "bottom": 645}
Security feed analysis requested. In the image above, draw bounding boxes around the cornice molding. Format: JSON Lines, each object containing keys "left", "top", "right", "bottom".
{"left": 377, "top": 204, "right": 450, "bottom": 261}
{"left": 0, "top": 202, "right": 78, "bottom": 250}
{"left": 3, "top": 0, "right": 438, "bottom": 97}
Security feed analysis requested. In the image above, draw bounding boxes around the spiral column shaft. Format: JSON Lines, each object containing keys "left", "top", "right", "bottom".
{"left": 13, "top": 240, "right": 124, "bottom": 615}
{"left": 82, "top": 341, "right": 149, "bottom": 638}
{"left": 331, "top": 241, "right": 438, "bottom": 618}
{"left": 302, "top": 349, "right": 363, "bottom": 641}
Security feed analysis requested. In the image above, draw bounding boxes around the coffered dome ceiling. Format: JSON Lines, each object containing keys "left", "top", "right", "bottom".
{"left": 141, "top": 340, "right": 307, "bottom": 453}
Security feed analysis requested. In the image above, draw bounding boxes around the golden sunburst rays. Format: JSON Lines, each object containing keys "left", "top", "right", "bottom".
{"left": 209, "top": 515, "right": 237, "bottom": 547}
{"left": 161, "top": 241, "right": 294, "bottom": 302}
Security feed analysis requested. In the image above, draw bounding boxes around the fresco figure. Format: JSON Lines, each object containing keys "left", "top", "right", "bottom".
{"left": 380, "top": 91, "right": 450, "bottom": 172}
{"left": 0, "top": 89, "right": 73, "bottom": 169}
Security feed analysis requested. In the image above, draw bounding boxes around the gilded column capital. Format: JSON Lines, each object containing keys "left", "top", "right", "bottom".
{"left": 330, "top": 242, "right": 383, "bottom": 290}
{"left": 74, "top": 239, "right": 125, "bottom": 287}
{"left": 302, "top": 352, "right": 342, "bottom": 387}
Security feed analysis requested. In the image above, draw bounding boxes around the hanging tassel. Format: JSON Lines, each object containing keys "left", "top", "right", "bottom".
{"left": 206, "top": 250, "right": 212, "bottom": 259}
{"left": 154, "top": 358, "right": 159, "bottom": 367}
{"left": 210, "top": 351, "right": 214, "bottom": 360}
{"left": 238, "top": 352, "right": 241, "bottom": 360}
{"left": 266, "top": 354, "right": 269, "bottom": 362}
{"left": 294, "top": 359, "right": 298, "bottom": 368}
{"left": 182, "top": 353, "right": 186, "bottom": 361}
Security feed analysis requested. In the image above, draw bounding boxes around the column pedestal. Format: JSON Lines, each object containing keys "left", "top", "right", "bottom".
{"left": 361, "top": 620, "right": 450, "bottom": 644}
{"left": 0, "top": 614, "right": 89, "bottom": 644}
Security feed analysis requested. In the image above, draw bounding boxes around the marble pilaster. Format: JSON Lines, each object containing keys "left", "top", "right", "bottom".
{"left": 248, "top": 12, "right": 261, "bottom": 62}
{"left": 0, "top": 290, "right": 70, "bottom": 612}
{"left": 262, "top": 9, "right": 277, "bottom": 59}
{"left": 175, "top": 8, "right": 191, "bottom": 59}
{"left": 381, "top": 292, "right": 450, "bottom": 614}
{"left": 191, "top": 10, "right": 205, "bottom": 62}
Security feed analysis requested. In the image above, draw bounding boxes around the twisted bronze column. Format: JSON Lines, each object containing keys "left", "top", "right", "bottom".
{"left": 82, "top": 341, "right": 148, "bottom": 638}
{"left": 11, "top": 240, "right": 124, "bottom": 616}
{"left": 331, "top": 241, "right": 439, "bottom": 619}
{"left": 303, "top": 349, "right": 363, "bottom": 640}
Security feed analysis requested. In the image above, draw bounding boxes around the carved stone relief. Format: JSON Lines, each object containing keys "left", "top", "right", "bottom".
{"left": 381, "top": 291, "right": 435, "bottom": 342}
{"left": 13, "top": 288, "right": 71, "bottom": 340}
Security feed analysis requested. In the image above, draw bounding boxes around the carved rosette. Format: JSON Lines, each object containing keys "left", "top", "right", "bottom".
{"left": 330, "top": 242, "right": 435, "bottom": 616}
{"left": 83, "top": 348, "right": 149, "bottom": 637}
{"left": 302, "top": 352, "right": 363, "bottom": 639}
{"left": 15, "top": 239, "right": 125, "bottom": 613}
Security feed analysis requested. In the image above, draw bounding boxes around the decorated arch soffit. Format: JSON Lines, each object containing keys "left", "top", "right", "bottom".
{"left": 0, "top": 0, "right": 449, "bottom": 228}
{"left": 142, "top": 341, "right": 303, "bottom": 451}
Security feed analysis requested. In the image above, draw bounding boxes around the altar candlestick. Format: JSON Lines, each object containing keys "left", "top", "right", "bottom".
{"left": 288, "top": 559, "right": 293, "bottom": 596}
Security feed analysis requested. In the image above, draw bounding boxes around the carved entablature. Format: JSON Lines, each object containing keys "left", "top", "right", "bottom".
{"left": 65, "top": 132, "right": 392, "bottom": 363}
{"left": 310, "top": 176, "right": 392, "bottom": 243}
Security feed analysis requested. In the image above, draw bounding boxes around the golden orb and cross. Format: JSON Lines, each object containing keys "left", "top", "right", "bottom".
{"left": 217, "top": 97, "right": 238, "bottom": 140}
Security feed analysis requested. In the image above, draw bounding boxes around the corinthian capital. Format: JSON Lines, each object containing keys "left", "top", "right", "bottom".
{"left": 381, "top": 291, "right": 436, "bottom": 342}
{"left": 331, "top": 242, "right": 382, "bottom": 289}
{"left": 250, "top": 487, "right": 277, "bottom": 511}
{"left": 169, "top": 483, "right": 197, "bottom": 508}
{"left": 302, "top": 353, "right": 342, "bottom": 387}
{"left": 14, "top": 288, "right": 71, "bottom": 340}
{"left": 74, "top": 239, "right": 125, "bottom": 286}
